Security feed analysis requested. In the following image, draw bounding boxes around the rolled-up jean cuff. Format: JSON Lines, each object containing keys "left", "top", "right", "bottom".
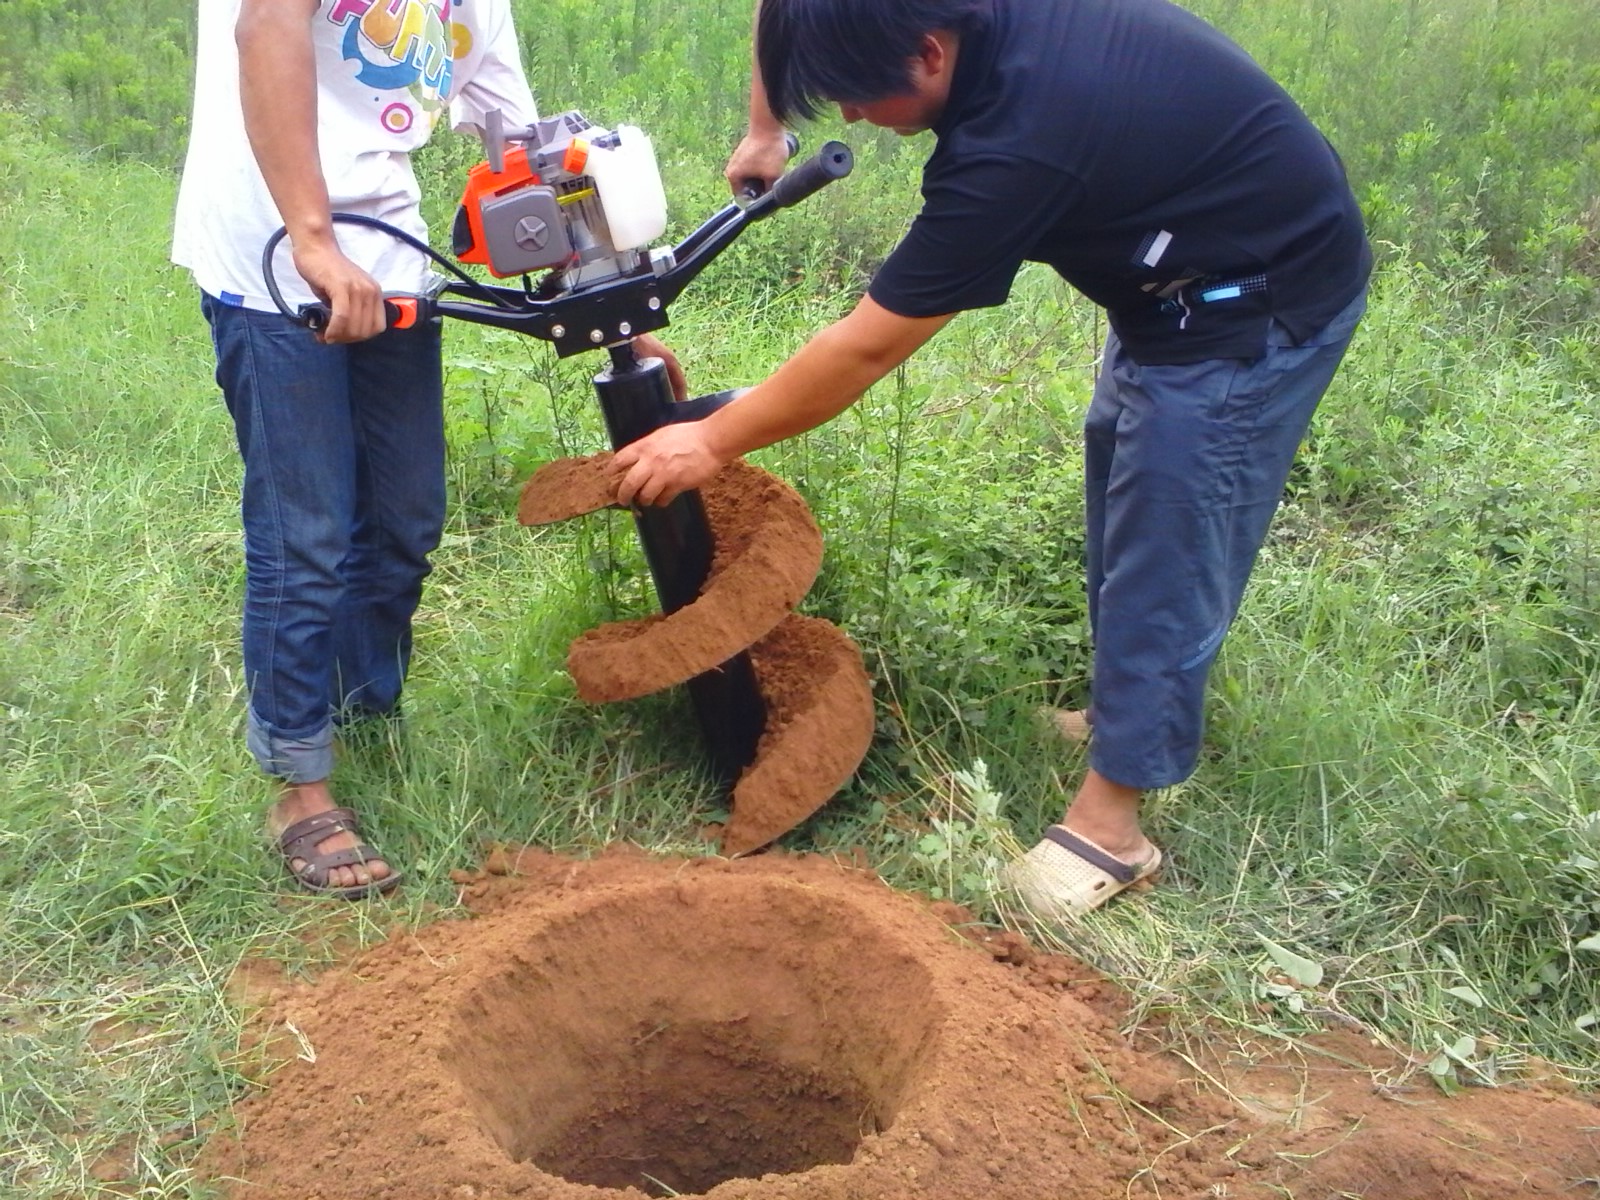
{"left": 246, "top": 710, "right": 335, "bottom": 783}
{"left": 1088, "top": 744, "right": 1194, "bottom": 793}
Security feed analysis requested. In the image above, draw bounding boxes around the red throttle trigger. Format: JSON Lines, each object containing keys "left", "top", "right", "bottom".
{"left": 385, "top": 296, "right": 424, "bottom": 329}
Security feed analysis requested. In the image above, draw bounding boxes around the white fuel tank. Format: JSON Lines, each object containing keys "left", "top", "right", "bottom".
{"left": 585, "top": 126, "right": 669, "bottom": 252}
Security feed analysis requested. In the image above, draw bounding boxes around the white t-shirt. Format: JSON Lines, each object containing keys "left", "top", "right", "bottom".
{"left": 172, "top": 0, "right": 537, "bottom": 312}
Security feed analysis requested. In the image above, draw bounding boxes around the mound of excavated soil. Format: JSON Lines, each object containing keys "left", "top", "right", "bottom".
{"left": 202, "top": 852, "right": 1598, "bottom": 1200}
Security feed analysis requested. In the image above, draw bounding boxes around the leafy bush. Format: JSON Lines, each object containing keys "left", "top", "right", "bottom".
{"left": 10, "top": 0, "right": 1598, "bottom": 314}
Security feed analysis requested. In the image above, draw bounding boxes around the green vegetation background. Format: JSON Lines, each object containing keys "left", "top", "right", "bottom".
{"left": 1, "top": 0, "right": 1598, "bottom": 1193}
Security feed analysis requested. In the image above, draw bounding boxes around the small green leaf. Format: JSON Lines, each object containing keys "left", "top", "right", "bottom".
{"left": 1576, "top": 1012, "right": 1599, "bottom": 1033}
{"left": 1446, "top": 1035, "right": 1477, "bottom": 1062}
{"left": 1576, "top": 935, "right": 1600, "bottom": 953}
{"left": 1260, "top": 936, "right": 1324, "bottom": 987}
{"left": 1429, "top": 1068, "right": 1462, "bottom": 1096}
{"left": 1444, "top": 985, "right": 1485, "bottom": 1007}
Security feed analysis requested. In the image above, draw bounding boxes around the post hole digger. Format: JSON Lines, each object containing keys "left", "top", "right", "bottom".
{"left": 264, "top": 111, "right": 870, "bottom": 854}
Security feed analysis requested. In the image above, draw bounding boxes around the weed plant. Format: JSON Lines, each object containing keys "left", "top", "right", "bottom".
{"left": 1, "top": 0, "right": 1599, "bottom": 1194}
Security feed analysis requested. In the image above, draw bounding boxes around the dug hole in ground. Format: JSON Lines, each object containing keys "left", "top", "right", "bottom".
{"left": 202, "top": 851, "right": 1598, "bottom": 1200}
{"left": 204, "top": 456, "right": 1594, "bottom": 1199}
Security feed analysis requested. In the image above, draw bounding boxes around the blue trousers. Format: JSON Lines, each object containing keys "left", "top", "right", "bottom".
{"left": 1084, "top": 290, "right": 1365, "bottom": 790}
{"left": 202, "top": 294, "right": 446, "bottom": 784}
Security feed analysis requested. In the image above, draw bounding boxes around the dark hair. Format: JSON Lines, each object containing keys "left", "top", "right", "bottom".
{"left": 757, "top": 0, "right": 991, "bottom": 123}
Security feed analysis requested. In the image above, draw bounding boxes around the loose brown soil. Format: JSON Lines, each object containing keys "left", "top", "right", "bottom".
{"left": 730, "top": 614, "right": 873, "bottom": 855}
{"left": 520, "top": 456, "right": 823, "bottom": 704}
{"left": 518, "top": 455, "right": 873, "bottom": 853}
{"left": 202, "top": 851, "right": 1598, "bottom": 1200}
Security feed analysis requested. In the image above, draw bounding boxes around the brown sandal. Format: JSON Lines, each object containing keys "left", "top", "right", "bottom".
{"left": 275, "top": 807, "right": 402, "bottom": 900}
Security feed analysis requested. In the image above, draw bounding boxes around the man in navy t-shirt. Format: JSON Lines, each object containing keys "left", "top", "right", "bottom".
{"left": 612, "top": 0, "right": 1371, "bottom": 918}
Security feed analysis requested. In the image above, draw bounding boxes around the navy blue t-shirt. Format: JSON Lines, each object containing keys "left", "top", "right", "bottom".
{"left": 868, "top": 0, "right": 1373, "bottom": 364}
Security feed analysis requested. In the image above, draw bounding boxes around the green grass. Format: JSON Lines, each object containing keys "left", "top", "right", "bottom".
{"left": 3, "top": 0, "right": 1600, "bottom": 1194}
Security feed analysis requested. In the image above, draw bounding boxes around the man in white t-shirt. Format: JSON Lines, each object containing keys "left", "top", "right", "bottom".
{"left": 173, "top": 0, "right": 641, "bottom": 897}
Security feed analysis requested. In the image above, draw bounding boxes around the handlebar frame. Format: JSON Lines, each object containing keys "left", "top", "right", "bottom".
{"left": 283, "top": 140, "right": 854, "bottom": 354}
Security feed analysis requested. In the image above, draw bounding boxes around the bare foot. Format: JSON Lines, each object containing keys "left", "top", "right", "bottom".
{"left": 1059, "top": 769, "right": 1157, "bottom": 865}
{"left": 267, "top": 780, "right": 393, "bottom": 893}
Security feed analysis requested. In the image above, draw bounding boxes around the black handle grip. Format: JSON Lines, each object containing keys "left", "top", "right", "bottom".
{"left": 764, "top": 141, "right": 854, "bottom": 210}
{"left": 297, "top": 302, "right": 332, "bottom": 332}
{"left": 297, "top": 296, "right": 430, "bottom": 333}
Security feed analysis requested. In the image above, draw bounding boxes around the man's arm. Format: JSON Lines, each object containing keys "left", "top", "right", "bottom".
{"left": 448, "top": 0, "right": 538, "bottom": 134}
{"left": 609, "top": 296, "right": 953, "bottom": 506}
{"left": 237, "top": 0, "right": 384, "bottom": 341}
{"left": 723, "top": 0, "right": 790, "bottom": 195}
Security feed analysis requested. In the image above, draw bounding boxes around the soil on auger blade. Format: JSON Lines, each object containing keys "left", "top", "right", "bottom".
{"left": 517, "top": 455, "right": 620, "bottom": 525}
{"left": 200, "top": 851, "right": 1599, "bottom": 1200}
{"left": 518, "top": 455, "right": 872, "bottom": 851}
{"left": 521, "top": 456, "right": 823, "bottom": 704}
{"left": 728, "top": 613, "right": 873, "bottom": 855}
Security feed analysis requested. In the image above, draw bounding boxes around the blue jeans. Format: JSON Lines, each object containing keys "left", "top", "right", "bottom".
{"left": 1083, "top": 289, "right": 1366, "bottom": 790}
{"left": 202, "top": 293, "right": 446, "bottom": 784}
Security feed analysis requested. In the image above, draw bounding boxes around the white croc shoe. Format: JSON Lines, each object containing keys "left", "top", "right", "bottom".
{"left": 1002, "top": 825, "right": 1161, "bottom": 921}
{"left": 1036, "top": 707, "right": 1092, "bottom": 744}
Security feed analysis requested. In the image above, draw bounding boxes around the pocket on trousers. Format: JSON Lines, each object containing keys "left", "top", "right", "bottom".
{"left": 1267, "top": 286, "right": 1368, "bottom": 349}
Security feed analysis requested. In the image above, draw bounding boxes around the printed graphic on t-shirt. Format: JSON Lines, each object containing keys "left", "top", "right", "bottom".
{"left": 325, "top": 0, "right": 459, "bottom": 133}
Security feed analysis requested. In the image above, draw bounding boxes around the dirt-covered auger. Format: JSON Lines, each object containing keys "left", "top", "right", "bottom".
{"left": 264, "top": 110, "right": 870, "bottom": 853}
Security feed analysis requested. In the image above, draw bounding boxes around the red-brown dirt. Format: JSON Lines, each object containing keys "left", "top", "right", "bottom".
{"left": 518, "top": 457, "right": 823, "bottom": 705}
{"left": 517, "top": 455, "right": 873, "bottom": 853}
{"left": 201, "top": 851, "right": 1598, "bottom": 1200}
{"left": 730, "top": 614, "right": 873, "bottom": 855}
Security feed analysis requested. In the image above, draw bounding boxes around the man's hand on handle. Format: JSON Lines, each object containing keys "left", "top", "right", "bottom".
{"left": 291, "top": 238, "right": 387, "bottom": 343}
{"left": 725, "top": 128, "right": 793, "bottom": 197}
